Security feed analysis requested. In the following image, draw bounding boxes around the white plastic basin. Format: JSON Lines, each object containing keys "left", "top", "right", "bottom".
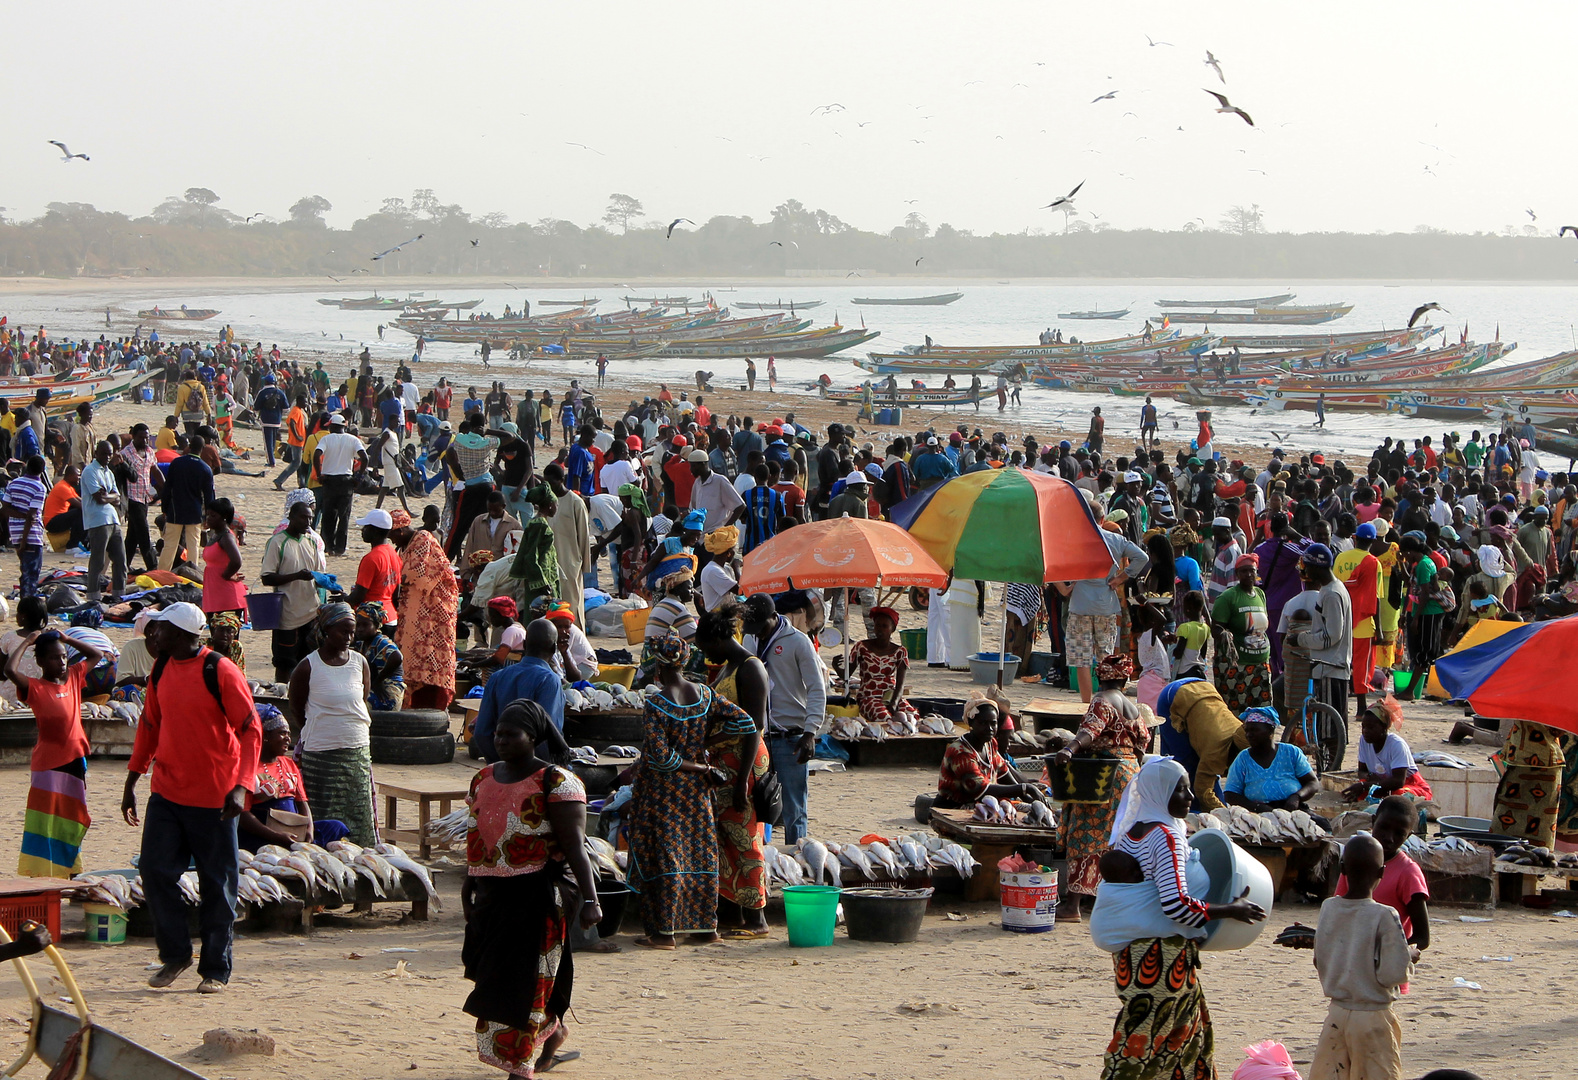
{"left": 1187, "top": 827, "right": 1274, "bottom": 951}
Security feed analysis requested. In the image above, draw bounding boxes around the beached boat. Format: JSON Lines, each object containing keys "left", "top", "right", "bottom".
{"left": 1158, "top": 304, "right": 1353, "bottom": 326}
{"left": 1058, "top": 308, "right": 1130, "bottom": 320}
{"left": 1531, "top": 422, "right": 1578, "bottom": 461}
{"left": 1218, "top": 327, "right": 1438, "bottom": 351}
{"left": 851, "top": 292, "right": 963, "bottom": 306}
{"left": 858, "top": 329, "right": 1212, "bottom": 374}
{"left": 1153, "top": 293, "right": 1295, "bottom": 308}
{"left": 821, "top": 383, "right": 975, "bottom": 407}
{"left": 622, "top": 295, "right": 694, "bottom": 305}
{"left": 734, "top": 300, "right": 824, "bottom": 311}
{"left": 538, "top": 298, "right": 600, "bottom": 307}
{"left": 648, "top": 326, "right": 879, "bottom": 360}
{"left": 137, "top": 307, "right": 219, "bottom": 321}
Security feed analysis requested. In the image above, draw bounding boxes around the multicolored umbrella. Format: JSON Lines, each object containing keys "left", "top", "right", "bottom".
{"left": 1433, "top": 617, "right": 1578, "bottom": 733}
{"left": 738, "top": 516, "right": 948, "bottom": 594}
{"left": 888, "top": 467, "right": 1115, "bottom": 584}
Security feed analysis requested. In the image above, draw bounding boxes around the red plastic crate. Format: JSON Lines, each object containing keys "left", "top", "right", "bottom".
{"left": 0, "top": 892, "right": 63, "bottom": 941}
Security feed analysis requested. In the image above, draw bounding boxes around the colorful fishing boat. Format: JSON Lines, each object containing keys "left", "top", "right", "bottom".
{"left": 734, "top": 300, "right": 824, "bottom": 311}
{"left": 821, "top": 383, "right": 976, "bottom": 407}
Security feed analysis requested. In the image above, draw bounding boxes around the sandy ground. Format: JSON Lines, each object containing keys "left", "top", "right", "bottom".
{"left": 0, "top": 386, "right": 1563, "bottom": 1080}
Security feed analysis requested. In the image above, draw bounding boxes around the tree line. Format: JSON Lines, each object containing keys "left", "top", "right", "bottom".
{"left": 0, "top": 189, "right": 1574, "bottom": 280}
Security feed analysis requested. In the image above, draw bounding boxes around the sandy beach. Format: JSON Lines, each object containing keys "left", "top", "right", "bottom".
{"left": 0, "top": 385, "right": 1555, "bottom": 1080}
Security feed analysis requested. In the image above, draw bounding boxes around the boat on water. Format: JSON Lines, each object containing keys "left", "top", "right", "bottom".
{"left": 648, "top": 326, "right": 879, "bottom": 360}
{"left": 1218, "top": 327, "right": 1438, "bottom": 351}
{"left": 858, "top": 329, "right": 1211, "bottom": 374}
{"left": 1153, "top": 293, "right": 1295, "bottom": 308}
{"left": 734, "top": 300, "right": 824, "bottom": 311}
{"left": 821, "top": 383, "right": 975, "bottom": 407}
{"left": 851, "top": 292, "right": 963, "bottom": 306}
{"left": 1158, "top": 304, "right": 1353, "bottom": 326}
{"left": 1058, "top": 308, "right": 1130, "bottom": 320}
{"left": 137, "top": 307, "right": 220, "bottom": 321}
{"left": 1531, "top": 422, "right": 1578, "bottom": 461}
{"left": 622, "top": 295, "right": 694, "bottom": 305}
{"left": 538, "top": 298, "right": 599, "bottom": 307}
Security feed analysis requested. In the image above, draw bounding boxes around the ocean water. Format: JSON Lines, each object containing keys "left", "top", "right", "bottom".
{"left": 9, "top": 280, "right": 1578, "bottom": 458}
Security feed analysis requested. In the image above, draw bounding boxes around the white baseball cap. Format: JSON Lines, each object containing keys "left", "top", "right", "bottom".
{"left": 687, "top": 449, "right": 710, "bottom": 463}
{"left": 148, "top": 602, "right": 206, "bottom": 635}
{"left": 1211, "top": 516, "right": 1232, "bottom": 528}
{"left": 926, "top": 436, "right": 939, "bottom": 446}
{"left": 328, "top": 413, "right": 346, "bottom": 424}
{"left": 356, "top": 508, "right": 394, "bottom": 530}
{"left": 845, "top": 470, "right": 869, "bottom": 485}
{"left": 1124, "top": 471, "right": 1142, "bottom": 483}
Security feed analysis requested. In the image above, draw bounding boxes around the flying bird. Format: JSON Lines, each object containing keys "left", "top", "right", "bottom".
{"left": 1145, "top": 35, "right": 1172, "bottom": 47}
{"left": 469, "top": 239, "right": 480, "bottom": 247}
{"left": 371, "top": 234, "right": 424, "bottom": 260}
{"left": 565, "top": 141, "right": 604, "bottom": 155}
{"left": 48, "top": 140, "right": 88, "bottom": 162}
{"left": 810, "top": 103, "right": 845, "bottom": 115}
{"left": 1560, "top": 225, "right": 1578, "bottom": 239}
{"left": 1526, "top": 209, "right": 1538, "bottom": 222}
{"left": 915, "top": 257, "right": 924, "bottom": 266}
{"left": 768, "top": 240, "right": 800, "bottom": 250}
{"left": 1042, "top": 180, "right": 1085, "bottom": 212}
{"left": 351, "top": 267, "right": 369, "bottom": 274}
{"left": 244, "top": 213, "right": 265, "bottom": 222}
{"left": 1204, "top": 50, "right": 1225, "bottom": 83}
{"left": 903, "top": 199, "right": 920, "bottom": 205}
{"left": 846, "top": 271, "right": 862, "bottom": 277}
{"left": 1204, "top": 89, "right": 1253, "bottom": 126}
{"left": 855, "top": 121, "right": 873, "bottom": 128}
{"left": 1408, "top": 302, "right": 1449, "bottom": 328}
{"left": 1091, "top": 90, "right": 1119, "bottom": 103}
{"left": 325, "top": 273, "right": 344, "bottom": 283}
{"left": 665, "top": 218, "right": 695, "bottom": 238}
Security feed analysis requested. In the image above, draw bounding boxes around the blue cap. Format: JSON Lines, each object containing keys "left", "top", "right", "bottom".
{"left": 1301, "top": 543, "right": 1334, "bottom": 568}
{"left": 1354, "top": 522, "right": 1377, "bottom": 541}
{"left": 1059, "top": 440, "right": 1071, "bottom": 451}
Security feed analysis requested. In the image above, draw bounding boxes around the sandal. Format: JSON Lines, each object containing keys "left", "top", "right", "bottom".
{"left": 724, "top": 928, "right": 770, "bottom": 940}
{"left": 632, "top": 936, "right": 676, "bottom": 951}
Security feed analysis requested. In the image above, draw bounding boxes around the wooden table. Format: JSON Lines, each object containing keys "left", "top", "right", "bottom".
{"left": 837, "top": 729, "right": 962, "bottom": 767}
{"left": 377, "top": 780, "right": 470, "bottom": 860}
{"left": 1018, "top": 697, "right": 1089, "bottom": 733}
{"left": 929, "top": 808, "right": 1062, "bottom": 902}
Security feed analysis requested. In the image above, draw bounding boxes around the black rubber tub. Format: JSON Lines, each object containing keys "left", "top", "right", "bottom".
{"left": 596, "top": 882, "right": 630, "bottom": 937}
{"left": 840, "top": 887, "right": 932, "bottom": 943}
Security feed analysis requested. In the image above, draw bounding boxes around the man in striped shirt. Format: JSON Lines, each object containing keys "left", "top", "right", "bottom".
{"left": 742, "top": 464, "right": 785, "bottom": 554}
{"left": 4, "top": 455, "right": 48, "bottom": 597}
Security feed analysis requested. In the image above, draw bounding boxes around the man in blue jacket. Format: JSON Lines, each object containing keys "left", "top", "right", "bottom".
{"left": 252, "top": 376, "right": 289, "bottom": 466}
{"left": 471, "top": 620, "right": 565, "bottom": 761}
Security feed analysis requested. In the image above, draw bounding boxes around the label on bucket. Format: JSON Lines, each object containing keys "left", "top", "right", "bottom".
{"left": 1000, "top": 872, "right": 1058, "bottom": 933}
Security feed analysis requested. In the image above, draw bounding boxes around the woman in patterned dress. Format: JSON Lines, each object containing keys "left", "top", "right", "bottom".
{"left": 626, "top": 631, "right": 757, "bottom": 949}
{"left": 695, "top": 605, "right": 771, "bottom": 938}
{"left": 1493, "top": 720, "right": 1567, "bottom": 847}
{"left": 848, "top": 606, "right": 918, "bottom": 729}
{"left": 389, "top": 507, "right": 459, "bottom": 709}
{"left": 463, "top": 700, "right": 602, "bottom": 1079}
{"left": 1048, "top": 653, "right": 1153, "bottom": 923}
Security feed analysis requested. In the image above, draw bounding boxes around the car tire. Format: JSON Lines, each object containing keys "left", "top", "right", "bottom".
{"left": 0, "top": 716, "right": 38, "bottom": 749}
{"left": 369, "top": 732, "right": 456, "bottom": 766}
{"left": 368, "top": 710, "right": 452, "bottom": 739}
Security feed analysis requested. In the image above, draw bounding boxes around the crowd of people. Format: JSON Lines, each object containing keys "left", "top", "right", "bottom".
{"left": 0, "top": 317, "right": 1548, "bottom": 1080}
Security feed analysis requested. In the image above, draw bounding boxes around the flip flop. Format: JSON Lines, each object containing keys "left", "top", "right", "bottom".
{"left": 552, "top": 1051, "right": 581, "bottom": 1065}
{"left": 724, "top": 928, "right": 770, "bottom": 939}
{"left": 632, "top": 937, "right": 676, "bottom": 951}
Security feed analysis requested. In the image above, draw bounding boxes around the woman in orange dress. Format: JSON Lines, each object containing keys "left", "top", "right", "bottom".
{"left": 390, "top": 507, "right": 459, "bottom": 709}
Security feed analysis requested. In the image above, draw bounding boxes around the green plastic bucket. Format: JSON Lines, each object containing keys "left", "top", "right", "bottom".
{"left": 782, "top": 885, "right": 841, "bottom": 947}
{"left": 82, "top": 902, "right": 127, "bottom": 945}
{"left": 1393, "top": 669, "right": 1412, "bottom": 694}
{"left": 899, "top": 628, "right": 927, "bottom": 661}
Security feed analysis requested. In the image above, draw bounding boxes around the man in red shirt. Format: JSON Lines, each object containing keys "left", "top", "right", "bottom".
{"left": 662, "top": 434, "right": 697, "bottom": 508}
{"left": 347, "top": 508, "right": 401, "bottom": 629}
{"left": 693, "top": 395, "right": 711, "bottom": 429}
{"left": 123, "top": 602, "right": 260, "bottom": 993}
{"left": 773, "top": 459, "right": 808, "bottom": 523}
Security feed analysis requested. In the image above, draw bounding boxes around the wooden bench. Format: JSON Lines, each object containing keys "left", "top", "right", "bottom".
{"left": 377, "top": 780, "right": 470, "bottom": 860}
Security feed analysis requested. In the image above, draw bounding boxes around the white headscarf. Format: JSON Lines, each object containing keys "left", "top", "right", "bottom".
{"left": 1108, "top": 757, "right": 1190, "bottom": 847}
{"left": 1477, "top": 544, "right": 1505, "bottom": 577}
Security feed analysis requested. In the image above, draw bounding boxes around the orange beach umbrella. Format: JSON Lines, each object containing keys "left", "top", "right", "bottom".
{"left": 738, "top": 516, "right": 948, "bottom": 594}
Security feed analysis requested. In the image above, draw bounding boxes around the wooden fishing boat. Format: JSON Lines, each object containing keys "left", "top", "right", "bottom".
{"left": 734, "top": 300, "right": 824, "bottom": 310}
{"left": 621, "top": 295, "right": 694, "bottom": 305}
{"left": 646, "top": 326, "right": 879, "bottom": 360}
{"left": 538, "top": 298, "right": 600, "bottom": 306}
{"left": 821, "top": 383, "right": 976, "bottom": 407}
{"left": 858, "top": 329, "right": 1210, "bottom": 373}
{"left": 1058, "top": 308, "right": 1130, "bottom": 320}
{"left": 136, "top": 307, "right": 220, "bottom": 321}
{"left": 1153, "top": 293, "right": 1295, "bottom": 308}
{"left": 1218, "top": 327, "right": 1437, "bottom": 351}
{"left": 1531, "top": 422, "right": 1578, "bottom": 461}
{"left": 1158, "top": 304, "right": 1353, "bottom": 326}
{"left": 852, "top": 292, "right": 962, "bottom": 306}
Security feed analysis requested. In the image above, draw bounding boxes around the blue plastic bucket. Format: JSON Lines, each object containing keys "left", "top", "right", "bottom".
{"left": 247, "top": 591, "right": 287, "bottom": 631}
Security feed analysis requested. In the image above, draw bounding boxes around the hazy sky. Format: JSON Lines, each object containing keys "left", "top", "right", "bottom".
{"left": 6, "top": 2, "right": 1571, "bottom": 238}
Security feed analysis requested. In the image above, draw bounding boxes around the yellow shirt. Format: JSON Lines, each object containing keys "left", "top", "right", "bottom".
{"left": 303, "top": 431, "right": 325, "bottom": 488}
{"left": 0, "top": 413, "right": 15, "bottom": 436}
{"left": 1332, "top": 546, "right": 1378, "bottom": 638}
{"left": 155, "top": 426, "right": 180, "bottom": 451}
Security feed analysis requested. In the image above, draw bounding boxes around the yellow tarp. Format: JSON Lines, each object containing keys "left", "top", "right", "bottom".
{"left": 1426, "top": 618, "right": 1523, "bottom": 699}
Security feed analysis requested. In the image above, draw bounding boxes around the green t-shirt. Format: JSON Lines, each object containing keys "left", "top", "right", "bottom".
{"left": 1211, "top": 585, "right": 1271, "bottom": 664}
{"left": 1175, "top": 620, "right": 1211, "bottom": 673}
{"left": 1413, "top": 556, "right": 1444, "bottom": 616}
{"left": 1463, "top": 441, "right": 1484, "bottom": 468}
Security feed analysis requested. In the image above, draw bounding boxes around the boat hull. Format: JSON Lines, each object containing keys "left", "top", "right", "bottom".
{"left": 851, "top": 292, "right": 963, "bottom": 306}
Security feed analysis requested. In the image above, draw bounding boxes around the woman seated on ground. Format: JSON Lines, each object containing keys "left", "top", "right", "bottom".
{"left": 1532, "top": 552, "right": 1578, "bottom": 621}
{"left": 1344, "top": 697, "right": 1433, "bottom": 803}
{"left": 1222, "top": 706, "right": 1320, "bottom": 814}
{"left": 352, "top": 602, "right": 406, "bottom": 711}
{"left": 849, "top": 606, "right": 920, "bottom": 731}
{"left": 240, "top": 706, "right": 349, "bottom": 851}
{"left": 467, "top": 596, "right": 525, "bottom": 667}
{"left": 936, "top": 692, "right": 1045, "bottom": 810}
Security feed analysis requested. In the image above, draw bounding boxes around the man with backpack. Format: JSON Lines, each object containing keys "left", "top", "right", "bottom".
{"left": 122, "top": 602, "right": 260, "bottom": 993}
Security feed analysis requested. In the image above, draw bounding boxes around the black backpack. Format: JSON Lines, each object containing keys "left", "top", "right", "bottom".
{"left": 149, "top": 647, "right": 228, "bottom": 713}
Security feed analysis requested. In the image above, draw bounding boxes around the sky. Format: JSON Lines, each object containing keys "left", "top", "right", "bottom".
{"left": 4, "top": 1, "right": 1572, "bottom": 238}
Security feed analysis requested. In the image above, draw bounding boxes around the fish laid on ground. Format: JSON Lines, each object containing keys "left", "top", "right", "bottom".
{"left": 374, "top": 844, "right": 442, "bottom": 908}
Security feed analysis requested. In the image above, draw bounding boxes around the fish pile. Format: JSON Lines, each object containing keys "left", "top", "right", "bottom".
{"left": 969, "top": 795, "right": 1058, "bottom": 828}
{"left": 765, "top": 834, "right": 979, "bottom": 888}
{"left": 829, "top": 713, "right": 956, "bottom": 741}
{"left": 1415, "top": 750, "right": 1473, "bottom": 770}
{"left": 601, "top": 745, "right": 641, "bottom": 759}
{"left": 81, "top": 700, "right": 141, "bottom": 724}
{"left": 1495, "top": 841, "right": 1578, "bottom": 869}
{"left": 567, "top": 746, "right": 600, "bottom": 766}
{"left": 426, "top": 807, "right": 470, "bottom": 850}
{"left": 233, "top": 840, "right": 441, "bottom": 908}
{"left": 586, "top": 836, "right": 624, "bottom": 880}
{"left": 564, "top": 684, "right": 646, "bottom": 713}
{"left": 70, "top": 874, "right": 139, "bottom": 909}
{"left": 1186, "top": 805, "right": 1330, "bottom": 845}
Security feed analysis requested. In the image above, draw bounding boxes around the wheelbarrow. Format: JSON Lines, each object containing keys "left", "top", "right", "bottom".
{"left": 2, "top": 922, "right": 207, "bottom": 1080}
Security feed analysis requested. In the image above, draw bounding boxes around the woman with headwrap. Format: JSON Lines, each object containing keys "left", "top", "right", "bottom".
{"left": 1047, "top": 653, "right": 1154, "bottom": 922}
{"left": 1209, "top": 551, "right": 1272, "bottom": 712}
{"left": 625, "top": 631, "right": 757, "bottom": 949}
{"left": 508, "top": 488, "right": 560, "bottom": 609}
{"left": 289, "top": 602, "right": 376, "bottom": 845}
{"left": 1157, "top": 677, "right": 1250, "bottom": 812}
{"left": 592, "top": 482, "right": 651, "bottom": 599}
{"left": 698, "top": 526, "right": 740, "bottom": 612}
{"left": 1091, "top": 758, "right": 1264, "bottom": 1080}
{"left": 353, "top": 601, "right": 406, "bottom": 711}
{"left": 1222, "top": 705, "right": 1319, "bottom": 814}
{"left": 638, "top": 564, "right": 704, "bottom": 682}
{"left": 391, "top": 507, "right": 460, "bottom": 710}
{"left": 641, "top": 509, "right": 706, "bottom": 594}
{"left": 1254, "top": 513, "right": 1311, "bottom": 677}
{"left": 239, "top": 705, "right": 351, "bottom": 852}
{"left": 206, "top": 611, "right": 246, "bottom": 676}
{"left": 848, "top": 606, "right": 920, "bottom": 730}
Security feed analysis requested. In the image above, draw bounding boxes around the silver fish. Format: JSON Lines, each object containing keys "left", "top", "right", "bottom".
{"left": 837, "top": 842, "right": 878, "bottom": 880}
{"left": 865, "top": 841, "right": 902, "bottom": 878}
{"left": 799, "top": 838, "right": 829, "bottom": 885}
{"left": 374, "top": 844, "right": 441, "bottom": 908}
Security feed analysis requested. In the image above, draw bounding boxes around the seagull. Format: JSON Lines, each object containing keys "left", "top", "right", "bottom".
{"left": 846, "top": 271, "right": 862, "bottom": 277}
{"left": 565, "top": 141, "right": 604, "bottom": 155}
{"left": 1526, "top": 209, "right": 1538, "bottom": 222}
{"left": 325, "top": 273, "right": 344, "bottom": 283}
{"left": 903, "top": 199, "right": 920, "bottom": 205}
{"left": 810, "top": 103, "right": 845, "bottom": 115}
{"left": 470, "top": 239, "right": 479, "bottom": 246}
{"left": 1204, "top": 50, "right": 1225, "bottom": 83}
{"left": 856, "top": 121, "right": 873, "bottom": 128}
{"left": 351, "top": 267, "right": 369, "bottom": 274}
{"left": 768, "top": 240, "right": 800, "bottom": 250}
{"left": 371, "top": 234, "right": 423, "bottom": 260}
{"left": 1091, "top": 90, "right": 1119, "bottom": 103}
{"left": 1145, "top": 34, "right": 1172, "bottom": 46}
{"left": 665, "top": 218, "right": 695, "bottom": 238}
{"left": 1560, "top": 225, "right": 1578, "bottom": 239}
{"left": 244, "top": 213, "right": 264, "bottom": 222}
{"left": 1408, "top": 302, "right": 1449, "bottom": 328}
{"left": 915, "top": 257, "right": 924, "bottom": 266}
{"left": 1204, "top": 89, "right": 1253, "bottom": 126}
{"left": 1041, "top": 180, "right": 1085, "bottom": 212}
{"left": 48, "top": 140, "right": 89, "bottom": 162}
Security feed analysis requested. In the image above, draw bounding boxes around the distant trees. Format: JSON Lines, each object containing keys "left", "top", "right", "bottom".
{"left": 288, "top": 195, "right": 332, "bottom": 227}
{"left": 1219, "top": 204, "right": 1265, "bottom": 236}
{"left": 603, "top": 194, "right": 644, "bottom": 233}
